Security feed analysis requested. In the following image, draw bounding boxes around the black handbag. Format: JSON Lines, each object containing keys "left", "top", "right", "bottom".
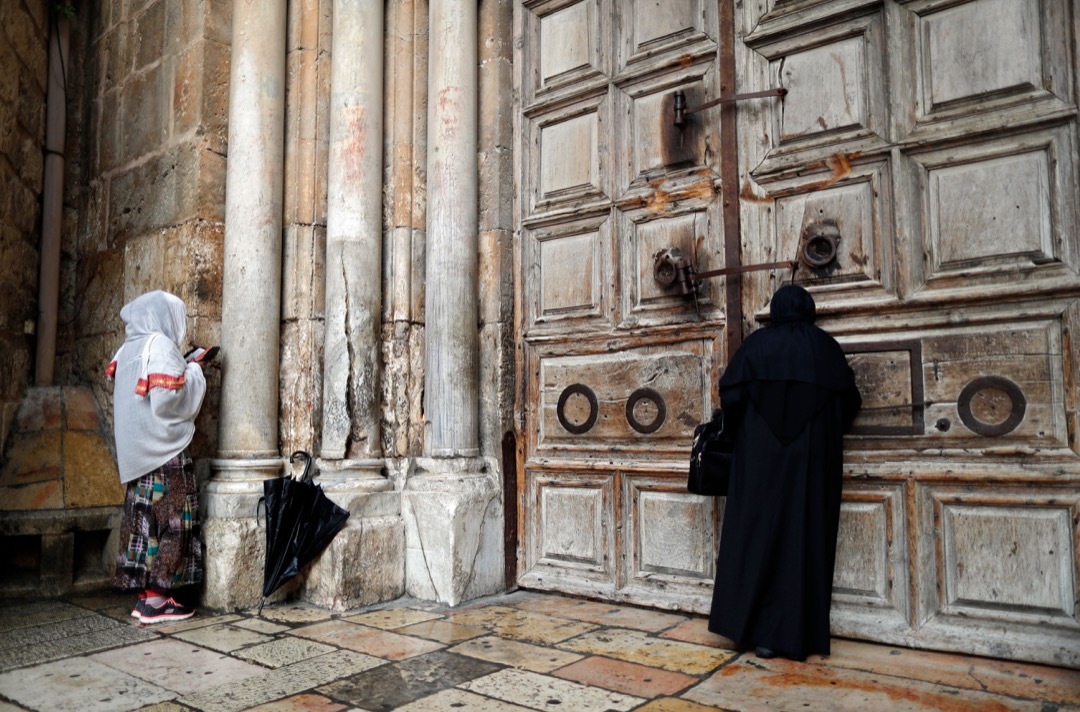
{"left": 688, "top": 409, "right": 734, "bottom": 496}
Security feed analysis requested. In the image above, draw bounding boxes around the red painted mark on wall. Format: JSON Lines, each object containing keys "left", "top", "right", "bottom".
{"left": 342, "top": 106, "right": 368, "bottom": 184}
{"left": 437, "top": 86, "right": 462, "bottom": 137}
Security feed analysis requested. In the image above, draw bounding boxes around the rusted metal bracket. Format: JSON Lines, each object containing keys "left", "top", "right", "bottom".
{"left": 653, "top": 247, "right": 796, "bottom": 306}
{"left": 693, "top": 260, "right": 798, "bottom": 281}
{"left": 672, "top": 88, "right": 787, "bottom": 128}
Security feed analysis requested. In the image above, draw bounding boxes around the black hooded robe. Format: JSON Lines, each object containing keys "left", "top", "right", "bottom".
{"left": 708, "top": 285, "right": 861, "bottom": 660}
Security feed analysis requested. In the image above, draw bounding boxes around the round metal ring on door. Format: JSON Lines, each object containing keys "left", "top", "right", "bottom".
{"left": 626, "top": 387, "right": 667, "bottom": 434}
{"left": 556, "top": 383, "right": 599, "bottom": 435}
{"left": 956, "top": 376, "right": 1026, "bottom": 437}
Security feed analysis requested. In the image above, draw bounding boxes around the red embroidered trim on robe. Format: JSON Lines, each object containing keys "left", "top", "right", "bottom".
{"left": 134, "top": 373, "right": 186, "bottom": 396}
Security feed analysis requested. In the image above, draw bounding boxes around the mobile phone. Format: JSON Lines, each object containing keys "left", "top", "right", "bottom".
{"left": 185, "top": 346, "right": 220, "bottom": 363}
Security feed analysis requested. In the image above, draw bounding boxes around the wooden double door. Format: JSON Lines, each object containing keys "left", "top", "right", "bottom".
{"left": 513, "top": 0, "right": 1080, "bottom": 667}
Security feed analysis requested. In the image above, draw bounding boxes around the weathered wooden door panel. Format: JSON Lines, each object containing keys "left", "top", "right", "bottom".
{"left": 524, "top": 469, "right": 616, "bottom": 595}
{"left": 736, "top": 0, "right": 1080, "bottom": 666}
{"left": 912, "top": 484, "right": 1080, "bottom": 663}
{"left": 622, "top": 475, "right": 720, "bottom": 611}
{"left": 831, "top": 482, "right": 911, "bottom": 638}
{"left": 516, "top": 0, "right": 726, "bottom": 608}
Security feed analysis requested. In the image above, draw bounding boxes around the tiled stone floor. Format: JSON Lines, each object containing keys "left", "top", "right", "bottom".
{"left": 0, "top": 591, "right": 1077, "bottom": 712}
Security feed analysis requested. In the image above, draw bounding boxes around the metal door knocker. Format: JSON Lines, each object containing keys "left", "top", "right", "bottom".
{"left": 800, "top": 220, "right": 841, "bottom": 269}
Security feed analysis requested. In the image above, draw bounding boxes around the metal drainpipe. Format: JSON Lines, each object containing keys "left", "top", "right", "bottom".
{"left": 34, "top": 14, "right": 71, "bottom": 387}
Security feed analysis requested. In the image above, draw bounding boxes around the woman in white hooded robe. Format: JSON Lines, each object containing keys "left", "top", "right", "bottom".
{"left": 108, "top": 291, "right": 207, "bottom": 623}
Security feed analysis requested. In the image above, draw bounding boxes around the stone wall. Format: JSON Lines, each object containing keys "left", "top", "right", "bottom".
{"left": 0, "top": 1, "right": 48, "bottom": 451}
{"left": 65, "top": 0, "right": 232, "bottom": 461}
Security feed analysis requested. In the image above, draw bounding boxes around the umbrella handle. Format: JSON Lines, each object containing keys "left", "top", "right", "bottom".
{"left": 290, "top": 450, "right": 314, "bottom": 483}
{"left": 256, "top": 496, "right": 265, "bottom": 525}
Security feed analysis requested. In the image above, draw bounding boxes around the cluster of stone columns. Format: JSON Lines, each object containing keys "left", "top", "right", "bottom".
{"left": 205, "top": 0, "right": 495, "bottom": 610}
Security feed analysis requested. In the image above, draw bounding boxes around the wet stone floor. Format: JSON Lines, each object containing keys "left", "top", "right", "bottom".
{"left": 0, "top": 590, "right": 1077, "bottom": 712}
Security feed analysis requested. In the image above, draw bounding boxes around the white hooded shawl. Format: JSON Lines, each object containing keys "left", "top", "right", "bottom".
{"left": 107, "top": 291, "right": 206, "bottom": 483}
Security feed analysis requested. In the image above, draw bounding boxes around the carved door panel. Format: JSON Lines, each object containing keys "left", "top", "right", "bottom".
{"left": 514, "top": 0, "right": 728, "bottom": 610}
{"left": 735, "top": 0, "right": 1080, "bottom": 666}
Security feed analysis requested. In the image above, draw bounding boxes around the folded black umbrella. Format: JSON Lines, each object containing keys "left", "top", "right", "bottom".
{"left": 257, "top": 450, "right": 349, "bottom": 613}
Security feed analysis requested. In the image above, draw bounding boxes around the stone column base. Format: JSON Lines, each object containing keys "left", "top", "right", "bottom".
{"left": 201, "top": 516, "right": 267, "bottom": 610}
{"left": 301, "top": 510, "right": 405, "bottom": 610}
{"left": 201, "top": 457, "right": 283, "bottom": 610}
{"left": 403, "top": 457, "right": 504, "bottom": 606}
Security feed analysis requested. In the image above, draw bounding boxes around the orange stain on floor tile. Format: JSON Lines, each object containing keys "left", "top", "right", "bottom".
{"left": 553, "top": 655, "right": 700, "bottom": 698}
{"left": 634, "top": 698, "right": 727, "bottom": 711}
{"left": 659, "top": 618, "right": 738, "bottom": 649}
{"left": 292, "top": 620, "right": 444, "bottom": 660}
{"left": 814, "top": 639, "right": 1080, "bottom": 706}
{"left": 690, "top": 659, "right": 1042, "bottom": 712}
{"left": 245, "top": 692, "right": 349, "bottom": 712}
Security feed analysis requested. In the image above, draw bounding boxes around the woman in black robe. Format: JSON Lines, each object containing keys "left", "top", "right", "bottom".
{"left": 708, "top": 284, "right": 861, "bottom": 661}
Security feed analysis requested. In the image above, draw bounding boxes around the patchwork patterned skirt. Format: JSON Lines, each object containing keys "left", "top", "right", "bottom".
{"left": 114, "top": 452, "right": 203, "bottom": 592}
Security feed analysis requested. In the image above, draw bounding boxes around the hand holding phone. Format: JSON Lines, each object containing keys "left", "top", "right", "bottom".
{"left": 185, "top": 346, "right": 220, "bottom": 364}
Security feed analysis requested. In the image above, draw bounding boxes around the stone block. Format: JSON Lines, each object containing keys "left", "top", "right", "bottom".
{"left": 0, "top": 40, "right": 19, "bottom": 112}
{"left": 163, "top": 218, "right": 224, "bottom": 316}
{"left": 119, "top": 65, "right": 167, "bottom": 163}
{"left": 62, "top": 431, "right": 122, "bottom": 509}
{"left": 163, "top": 0, "right": 184, "bottom": 56}
{"left": 1, "top": 430, "right": 62, "bottom": 487}
{"left": 98, "top": 89, "right": 120, "bottom": 171}
{"left": 201, "top": 517, "right": 265, "bottom": 611}
{"left": 280, "top": 318, "right": 322, "bottom": 454}
{"left": 39, "top": 532, "right": 74, "bottom": 595}
{"left": 301, "top": 515, "right": 405, "bottom": 610}
{"left": 281, "top": 224, "right": 324, "bottom": 322}
{"left": 133, "top": 0, "right": 166, "bottom": 71}
{"left": 0, "top": 480, "right": 63, "bottom": 511}
{"left": 18, "top": 131, "right": 43, "bottom": 196}
{"left": 0, "top": 401, "right": 18, "bottom": 452}
{"left": 172, "top": 40, "right": 204, "bottom": 138}
{"left": 479, "top": 0, "right": 513, "bottom": 62}
{"left": 201, "top": 40, "right": 231, "bottom": 154}
{"left": 122, "top": 231, "right": 166, "bottom": 302}
{"left": 478, "top": 228, "right": 511, "bottom": 326}
{"left": 205, "top": 0, "right": 233, "bottom": 46}
{"left": 0, "top": 330, "right": 28, "bottom": 404}
{"left": 195, "top": 146, "right": 227, "bottom": 220}
{"left": 0, "top": 337, "right": 31, "bottom": 405}
{"left": 76, "top": 180, "right": 109, "bottom": 255}
{"left": 73, "top": 248, "right": 124, "bottom": 339}
{"left": 110, "top": 152, "right": 182, "bottom": 239}
{"left": 1, "top": 2, "right": 45, "bottom": 83}
{"left": 63, "top": 386, "right": 103, "bottom": 431}
{"left": 15, "top": 388, "right": 63, "bottom": 432}
{"left": 403, "top": 469, "right": 504, "bottom": 606}
{"left": 172, "top": 144, "right": 223, "bottom": 224}
{"left": 9, "top": 172, "right": 39, "bottom": 235}
{"left": 287, "top": 0, "right": 319, "bottom": 48}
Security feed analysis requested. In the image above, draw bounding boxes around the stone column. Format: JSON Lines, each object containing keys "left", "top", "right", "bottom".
{"left": 403, "top": 0, "right": 501, "bottom": 607}
{"left": 302, "top": 0, "right": 404, "bottom": 611}
{"left": 204, "top": 0, "right": 287, "bottom": 610}
{"left": 424, "top": 0, "right": 479, "bottom": 458}
{"left": 321, "top": 0, "right": 385, "bottom": 465}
